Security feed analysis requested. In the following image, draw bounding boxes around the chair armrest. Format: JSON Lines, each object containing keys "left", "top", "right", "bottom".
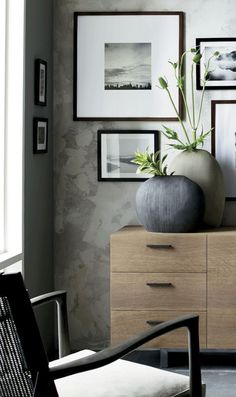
{"left": 50, "top": 314, "right": 202, "bottom": 397}
{"left": 31, "top": 291, "right": 70, "bottom": 358}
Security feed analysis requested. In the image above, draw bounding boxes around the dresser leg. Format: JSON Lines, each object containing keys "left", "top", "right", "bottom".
{"left": 160, "top": 349, "right": 169, "bottom": 368}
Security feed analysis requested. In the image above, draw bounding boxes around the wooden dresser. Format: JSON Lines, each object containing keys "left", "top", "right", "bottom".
{"left": 110, "top": 225, "right": 236, "bottom": 349}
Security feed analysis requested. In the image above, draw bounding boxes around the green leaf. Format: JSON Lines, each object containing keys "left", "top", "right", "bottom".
{"left": 131, "top": 148, "right": 171, "bottom": 176}
{"left": 161, "top": 154, "right": 168, "bottom": 164}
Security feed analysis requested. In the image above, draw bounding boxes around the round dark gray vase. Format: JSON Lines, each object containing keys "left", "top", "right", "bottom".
{"left": 136, "top": 175, "right": 205, "bottom": 233}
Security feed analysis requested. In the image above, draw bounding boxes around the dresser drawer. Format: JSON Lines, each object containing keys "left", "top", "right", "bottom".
{"left": 111, "top": 273, "right": 206, "bottom": 310}
{"left": 111, "top": 227, "right": 206, "bottom": 273}
{"left": 111, "top": 310, "right": 206, "bottom": 348}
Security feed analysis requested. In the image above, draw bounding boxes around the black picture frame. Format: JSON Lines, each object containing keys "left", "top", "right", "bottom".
{"left": 33, "top": 117, "right": 48, "bottom": 154}
{"left": 74, "top": 12, "right": 184, "bottom": 121}
{"left": 97, "top": 130, "right": 159, "bottom": 181}
{"left": 34, "top": 59, "right": 47, "bottom": 105}
{"left": 211, "top": 100, "right": 236, "bottom": 200}
{"left": 196, "top": 38, "right": 236, "bottom": 90}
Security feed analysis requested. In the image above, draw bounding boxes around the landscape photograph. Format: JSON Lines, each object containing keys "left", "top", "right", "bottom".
{"left": 104, "top": 42, "right": 152, "bottom": 90}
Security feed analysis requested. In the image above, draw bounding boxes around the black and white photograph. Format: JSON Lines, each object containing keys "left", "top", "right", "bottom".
{"left": 97, "top": 130, "right": 159, "bottom": 181}
{"left": 196, "top": 38, "right": 236, "bottom": 89}
{"left": 34, "top": 58, "right": 47, "bottom": 105}
{"left": 74, "top": 12, "right": 183, "bottom": 120}
{"left": 104, "top": 43, "right": 151, "bottom": 90}
{"left": 211, "top": 100, "right": 236, "bottom": 199}
{"left": 33, "top": 117, "right": 48, "bottom": 154}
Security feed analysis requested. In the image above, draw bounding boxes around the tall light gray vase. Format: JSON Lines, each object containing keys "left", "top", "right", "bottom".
{"left": 169, "top": 149, "right": 225, "bottom": 227}
{"left": 136, "top": 175, "right": 204, "bottom": 233}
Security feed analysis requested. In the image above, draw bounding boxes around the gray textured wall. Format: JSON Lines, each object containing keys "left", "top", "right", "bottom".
{"left": 54, "top": 0, "right": 236, "bottom": 350}
{"left": 24, "top": 0, "right": 54, "bottom": 354}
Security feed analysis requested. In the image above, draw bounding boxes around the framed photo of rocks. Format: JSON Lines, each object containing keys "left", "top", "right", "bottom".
{"left": 196, "top": 38, "right": 236, "bottom": 90}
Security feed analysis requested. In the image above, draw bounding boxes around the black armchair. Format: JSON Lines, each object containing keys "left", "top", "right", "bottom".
{"left": 0, "top": 273, "right": 204, "bottom": 396}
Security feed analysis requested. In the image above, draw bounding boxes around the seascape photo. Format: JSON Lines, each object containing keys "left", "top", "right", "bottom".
{"left": 102, "top": 133, "right": 155, "bottom": 178}
{"left": 104, "top": 43, "right": 152, "bottom": 90}
{"left": 205, "top": 46, "right": 236, "bottom": 81}
{"left": 106, "top": 135, "right": 137, "bottom": 175}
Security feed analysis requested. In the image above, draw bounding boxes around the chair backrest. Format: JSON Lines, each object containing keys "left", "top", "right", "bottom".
{"left": 0, "top": 272, "right": 58, "bottom": 397}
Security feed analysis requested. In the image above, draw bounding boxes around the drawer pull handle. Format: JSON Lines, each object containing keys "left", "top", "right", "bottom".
{"left": 146, "top": 282, "right": 173, "bottom": 288}
{"left": 146, "top": 244, "right": 173, "bottom": 249}
{"left": 146, "top": 320, "right": 163, "bottom": 326}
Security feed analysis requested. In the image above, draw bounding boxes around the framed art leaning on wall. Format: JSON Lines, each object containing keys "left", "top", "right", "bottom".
{"left": 211, "top": 100, "right": 236, "bottom": 200}
{"left": 74, "top": 12, "right": 184, "bottom": 121}
{"left": 97, "top": 130, "right": 159, "bottom": 181}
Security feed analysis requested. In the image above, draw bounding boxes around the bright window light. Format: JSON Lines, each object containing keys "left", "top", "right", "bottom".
{"left": 0, "top": 0, "right": 6, "bottom": 252}
{"left": 0, "top": 0, "right": 24, "bottom": 271}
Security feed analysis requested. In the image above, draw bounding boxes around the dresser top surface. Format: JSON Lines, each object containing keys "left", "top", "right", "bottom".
{"left": 111, "top": 225, "right": 236, "bottom": 236}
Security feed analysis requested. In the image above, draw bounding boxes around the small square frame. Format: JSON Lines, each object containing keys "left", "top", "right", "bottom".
{"left": 97, "top": 130, "right": 159, "bottom": 181}
{"left": 33, "top": 117, "right": 48, "bottom": 154}
{"left": 196, "top": 38, "right": 236, "bottom": 90}
{"left": 34, "top": 59, "right": 47, "bottom": 105}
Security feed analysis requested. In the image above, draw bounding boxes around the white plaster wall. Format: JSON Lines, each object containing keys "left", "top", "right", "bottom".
{"left": 54, "top": 0, "right": 236, "bottom": 349}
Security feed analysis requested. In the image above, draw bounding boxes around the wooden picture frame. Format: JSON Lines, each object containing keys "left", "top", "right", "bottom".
{"left": 97, "top": 130, "right": 159, "bottom": 181}
{"left": 34, "top": 59, "right": 47, "bottom": 105}
{"left": 33, "top": 118, "right": 48, "bottom": 154}
{"left": 74, "top": 12, "right": 184, "bottom": 121}
{"left": 211, "top": 100, "right": 236, "bottom": 200}
{"left": 196, "top": 38, "right": 236, "bottom": 90}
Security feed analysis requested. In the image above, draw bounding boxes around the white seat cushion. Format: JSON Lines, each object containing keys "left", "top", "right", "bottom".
{"left": 50, "top": 349, "right": 190, "bottom": 397}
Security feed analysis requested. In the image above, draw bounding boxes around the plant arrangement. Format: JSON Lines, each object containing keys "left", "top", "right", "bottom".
{"left": 131, "top": 149, "right": 174, "bottom": 176}
{"left": 158, "top": 48, "right": 219, "bottom": 151}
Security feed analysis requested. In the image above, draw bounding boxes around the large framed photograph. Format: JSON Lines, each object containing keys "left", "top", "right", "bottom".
{"left": 74, "top": 12, "right": 184, "bottom": 121}
{"left": 211, "top": 100, "right": 236, "bottom": 200}
{"left": 34, "top": 59, "right": 47, "bottom": 105}
{"left": 97, "top": 130, "right": 159, "bottom": 181}
{"left": 33, "top": 118, "right": 48, "bottom": 154}
{"left": 196, "top": 38, "right": 236, "bottom": 89}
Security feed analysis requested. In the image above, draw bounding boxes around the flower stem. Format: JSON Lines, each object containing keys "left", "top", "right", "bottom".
{"left": 191, "top": 63, "right": 196, "bottom": 140}
{"left": 177, "top": 50, "right": 194, "bottom": 136}
{"left": 166, "top": 88, "right": 191, "bottom": 144}
{"left": 195, "top": 55, "right": 213, "bottom": 130}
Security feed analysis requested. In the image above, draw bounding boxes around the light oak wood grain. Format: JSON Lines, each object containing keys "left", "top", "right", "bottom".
{"left": 207, "top": 310, "right": 236, "bottom": 348}
{"left": 208, "top": 234, "right": 236, "bottom": 347}
{"left": 111, "top": 272, "right": 206, "bottom": 311}
{"left": 111, "top": 227, "right": 206, "bottom": 273}
{"left": 110, "top": 226, "right": 236, "bottom": 349}
{"left": 111, "top": 310, "right": 207, "bottom": 348}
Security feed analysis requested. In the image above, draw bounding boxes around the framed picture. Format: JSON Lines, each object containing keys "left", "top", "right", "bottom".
{"left": 35, "top": 59, "right": 47, "bottom": 105}
{"left": 33, "top": 118, "right": 48, "bottom": 154}
{"left": 211, "top": 100, "right": 236, "bottom": 200}
{"left": 196, "top": 38, "right": 236, "bottom": 89}
{"left": 74, "top": 12, "right": 184, "bottom": 121}
{"left": 97, "top": 130, "right": 159, "bottom": 181}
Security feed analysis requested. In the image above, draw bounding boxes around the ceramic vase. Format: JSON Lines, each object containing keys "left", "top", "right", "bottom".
{"left": 136, "top": 175, "right": 205, "bottom": 233}
{"left": 169, "top": 149, "right": 225, "bottom": 227}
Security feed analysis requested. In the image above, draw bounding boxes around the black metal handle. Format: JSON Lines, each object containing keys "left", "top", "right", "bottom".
{"left": 146, "top": 244, "right": 173, "bottom": 249}
{"left": 146, "top": 282, "right": 173, "bottom": 288}
{"left": 146, "top": 320, "right": 163, "bottom": 326}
